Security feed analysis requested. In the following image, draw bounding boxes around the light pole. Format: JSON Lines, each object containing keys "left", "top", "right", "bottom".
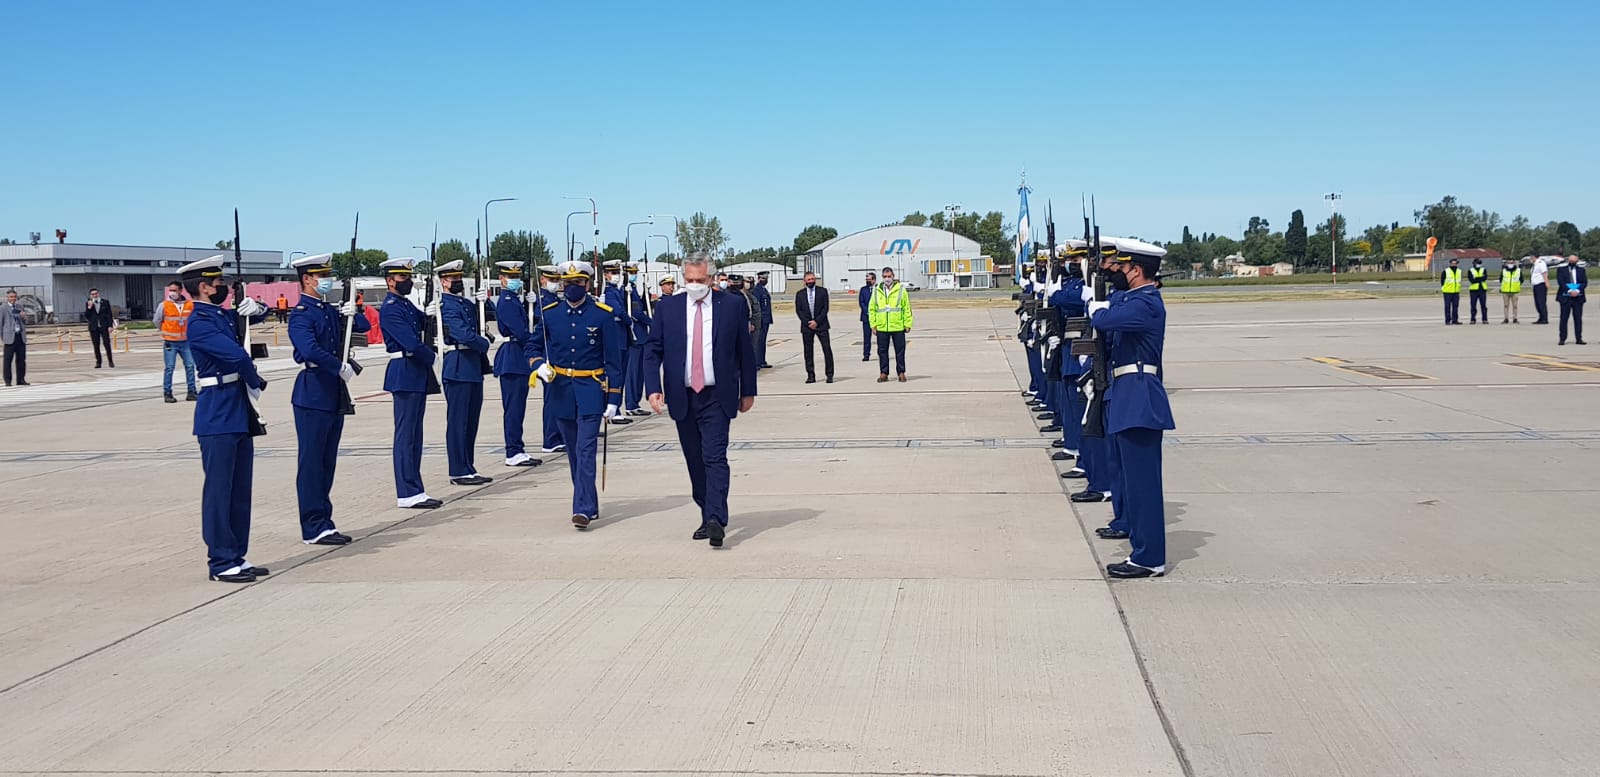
{"left": 649, "top": 213, "right": 681, "bottom": 259}
{"left": 483, "top": 197, "right": 516, "bottom": 271}
{"left": 571, "top": 241, "right": 587, "bottom": 262}
{"left": 1325, "top": 192, "right": 1341, "bottom": 285}
{"left": 564, "top": 210, "right": 588, "bottom": 262}
{"left": 648, "top": 235, "right": 670, "bottom": 266}
{"left": 626, "top": 219, "right": 654, "bottom": 267}
{"left": 564, "top": 195, "right": 597, "bottom": 265}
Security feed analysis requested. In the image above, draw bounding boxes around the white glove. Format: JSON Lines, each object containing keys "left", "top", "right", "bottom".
{"left": 1021, "top": 312, "right": 1031, "bottom": 323}
{"left": 1079, "top": 355, "right": 1089, "bottom": 367}
{"left": 237, "top": 298, "right": 266, "bottom": 317}
{"left": 247, "top": 386, "right": 262, "bottom": 404}
{"left": 1048, "top": 336, "right": 1061, "bottom": 348}
{"left": 338, "top": 362, "right": 355, "bottom": 382}
{"left": 535, "top": 363, "right": 554, "bottom": 383}
{"left": 603, "top": 403, "right": 619, "bottom": 419}
{"left": 1088, "top": 300, "right": 1111, "bottom": 318}
{"left": 339, "top": 301, "right": 357, "bottom": 317}
{"left": 425, "top": 302, "right": 441, "bottom": 318}
{"left": 475, "top": 286, "right": 490, "bottom": 303}
{"left": 1081, "top": 285, "right": 1095, "bottom": 303}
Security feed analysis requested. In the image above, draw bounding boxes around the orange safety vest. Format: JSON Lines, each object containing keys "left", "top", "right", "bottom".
{"left": 159, "top": 299, "right": 193, "bottom": 341}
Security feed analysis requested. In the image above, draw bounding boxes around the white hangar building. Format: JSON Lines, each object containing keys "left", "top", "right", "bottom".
{"left": 795, "top": 225, "right": 992, "bottom": 292}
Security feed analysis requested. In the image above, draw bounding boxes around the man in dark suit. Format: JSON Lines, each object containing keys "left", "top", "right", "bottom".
{"left": 795, "top": 271, "right": 834, "bottom": 383}
{"left": 85, "top": 288, "right": 116, "bottom": 368}
{"left": 644, "top": 252, "right": 759, "bottom": 548}
{"left": 1557, "top": 254, "right": 1588, "bottom": 345}
{"left": 858, "top": 271, "right": 876, "bottom": 361}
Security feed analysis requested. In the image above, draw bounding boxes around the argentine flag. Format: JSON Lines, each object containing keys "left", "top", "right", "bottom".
{"left": 1015, "top": 183, "right": 1031, "bottom": 286}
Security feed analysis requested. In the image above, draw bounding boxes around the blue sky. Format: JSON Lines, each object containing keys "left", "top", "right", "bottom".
{"left": 3, "top": 0, "right": 1595, "bottom": 258}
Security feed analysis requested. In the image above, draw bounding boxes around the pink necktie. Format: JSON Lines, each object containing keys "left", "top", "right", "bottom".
{"left": 690, "top": 300, "right": 706, "bottom": 392}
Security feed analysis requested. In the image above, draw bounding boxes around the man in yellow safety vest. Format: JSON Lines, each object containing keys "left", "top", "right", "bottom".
{"left": 153, "top": 280, "right": 198, "bottom": 401}
{"left": 868, "top": 265, "right": 914, "bottom": 382}
{"left": 1500, "top": 258, "right": 1522, "bottom": 324}
{"left": 1439, "top": 257, "right": 1462, "bottom": 325}
{"left": 1467, "top": 258, "right": 1489, "bottom": 324}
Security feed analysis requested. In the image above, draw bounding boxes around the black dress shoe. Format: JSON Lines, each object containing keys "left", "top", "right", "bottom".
{"left": 451, "top": 474, "right": 493, "bottom": 486}
{"left": 210, "top": 570, "right": 256, "bottom": 583}
{"left": 1051, "top": 451, "right": 1073, "bottom": 461}
{"left": 826, "top": 376, "right": 834, "bottom": 383}
{"left": 312, "top": 532, "right": 352, "bottom": 546}
{"left": 693, "top": 526, "right": 709, "bottom": 540}
{"left": 1106, "top": 561, "right": 1163, "bottom": 578}
{"left": 1035, "top": 412, "right": 1055, "bottom": 421}
{"left": 405, "top": 498, "right": 444, "bottom": 509}
{"left": 242, "top": 565, "right": 271, "bottom": 576}
{"left": 1039, "top": 424, "right": 1062, "bottom": 433}
{"left": 1051, "top": 439, "right": 1066, "bottom": 448}
{"left": 610, "top": 416, "right": 634, "bottom": 425}
{"left": 805, "top": 376, "right": 816, "bottom": 384}
{"left": 1061, "top": 468, "right": 1087, "bottom": 479}
{"left": 186, "top": 390, "right": 197, "bottom": 401}
{"left": 164, "top": 394, "right": 177, "bottom": 403}
{"left": 1579, "top": 340, "right": 1588, "bottom": 345}
{"left": 703, "top": 520, "right": 725, "bottom": 547}
{"left": 1094, "top": 526, "right": 1128, "bottom": 539}
{"left": 572, "top": 513, "right": 591, "bottom": 529}
{"left": 1072, "top": 490, "right": 1109, "bottom": 502}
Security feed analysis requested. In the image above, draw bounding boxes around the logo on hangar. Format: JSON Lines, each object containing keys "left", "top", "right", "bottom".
{"left": 879, "top": 238, "right": 921, "bottom": 255}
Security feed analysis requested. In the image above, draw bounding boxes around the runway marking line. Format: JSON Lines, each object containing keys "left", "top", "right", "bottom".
{"left": 1507, "top": 353, "right": 1600, "bottom": 372}
{"left": 1307, "top": 356, "right": 1433, "bottom": 380}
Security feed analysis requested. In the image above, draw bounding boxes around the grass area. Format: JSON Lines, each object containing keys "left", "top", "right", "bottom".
{"left": 1163, "top": 288, "right": 1436, "bottom": 304}
{"left": 120, "top": 321, "right": 156, "bottom": 330}
{"left": 1160, "top": 271, "right": 1431, "bottom": 287}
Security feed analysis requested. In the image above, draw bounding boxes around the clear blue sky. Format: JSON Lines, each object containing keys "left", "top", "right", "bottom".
{"left": 3, "top": 0, "right": 1595, "bottom": 258}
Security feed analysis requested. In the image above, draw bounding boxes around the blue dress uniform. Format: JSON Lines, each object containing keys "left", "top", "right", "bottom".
{"left": 1021, "top": 271, "right": 1044, "bottom": 396}
{"left": 621, "top": 281, "right": 652, "bottom": 413}
{"left": 492, "top": 266, "right": 543, "bottom": 466}
{"left": 287, "top": 255, "right": 369, "bottom": 545}
{"left": 530, "top": 262, "right": 625, "bottom": 525}
{"left": 180, "top": 256, "right": 270, "bottom": 582}
{"left": 379, "top": 258, "right": 442, "bottom": 508}
{"left": 1050, "top": 273, "right": 1087, "bottom": 456}
{"left": 437, "top": 265, "right": 493, "bottom": 484}
{"left": 1091, "top": 259, "right": 1175, "bottom": 578}
{"left": 536, "top": 277, "right": 563, "bottom": 451}
{"left": 752, "top": 274, "right": 774, "bottom": 366}
{"left": 601, "top": 269, "right": 641, "bottom": 424}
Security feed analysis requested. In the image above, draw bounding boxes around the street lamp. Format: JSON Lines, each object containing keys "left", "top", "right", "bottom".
{"left": 483, "top": 197, "right": 516, "bottom": 267}
{"left": 1325, "top": 192, "right": 1341, "bottom": 285}
{"left": 648, "top": 235, "right": 670, "bottom": 265}
{"left": 564, "top": 195, "right": 597, "bottom": 263}
{"left": 626, "top": 219, "right": 654, "bottom": 273}
{"left": 649, "top": 213, "right": 681, "bottom": 259}
{"left": 564, "top": 210, "right": 588, "bottom": 262}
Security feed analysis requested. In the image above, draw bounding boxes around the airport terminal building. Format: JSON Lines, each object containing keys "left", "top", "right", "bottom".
{"left": 796, "top": 225, "right": 991, "bottom": 292}
{"left": 0, "top": 242, "right": 284, "bottom": 323}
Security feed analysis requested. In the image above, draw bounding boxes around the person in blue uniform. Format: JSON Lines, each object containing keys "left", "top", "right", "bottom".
{"left": 1087, "top": 249, "right": 1175, "bottom": 579}
{"left": 1064, "top": 246, "right": 1121, "bottom": 504}
{"left": 1020, "top": 262, "right": 1044, "bottom": 399}
{"left": 287, "top": 253, "right": 368, "bottom": 547}
{"left": 1049, "top": 251, "right": 1088, "bottom": 463}
{"left": 379, "top": 258, "right": 443, "bottom": 509}
{"left": 434, "top": 260, "right": 494, "bottom": 486}
{"left": 600, "top": 262, "right": 638, "bottom": 427}
{"left": 529, "top": 260, "right": 625, "bottom": 529}
{"left": 609, "top": 262, "right": 653, "bottom": 418}
{"left": 180, "top": 255, "right": 270, "bottom": 582}
{"left": 753, "top": 271, "right": 774, "bottom": 368}
{"left": 535, "top": 265, "right": 565, "bottom": 452}
{"left": 1037, "top": 257, "right": 1065, "bottom": 433}
{"left": 492, "top": 261, "right": 543, "bottom": 468}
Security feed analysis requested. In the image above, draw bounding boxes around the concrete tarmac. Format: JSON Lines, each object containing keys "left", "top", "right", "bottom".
{"left": 0, "top": 296, "right": 1595, "bottom": 776}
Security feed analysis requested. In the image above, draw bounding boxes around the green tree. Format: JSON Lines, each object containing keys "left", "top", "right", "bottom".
{"left": 433, "top": 239, "right": 473, "bottom": 273}
{"left": 1555, "top": 221, "right": 1582, "bottom": 253}
{"left": 1361, "top": 224, "right": 1392, "bottom": 261}
{"left": 1284, "top": 209, "right": 1308, "bottom": 266}
{"left": 1242, "top": 230, "right": 1285, "bottom": 266}
{"left": 1416, "top": 195, "right": 1492, "bottom": 250}
{"left": 601, "top": 241, "right": 630, "bottom": 265}
{"left": 1246, "top": 216, "right": 1271, "bottom": 236}
{"left": 1583, "top": 228, "right": 1600, "bottom": 258}
{"left": 0, "top": 238, "right": 12, "bottom": 245}
{"left": 732, "top": 246, "right": 782, "bottom": 265}
{"left": 676, "top": 212, "right": 727, "bottom": 255}
{"left": 215, "top": 239, "right": 234, "bottom": 250}
{"left": 901, "top": 212, "right": 928, "bottom": 227}
{"left": 488, "top": 230, "right": 552, "bottom": 276}
{"left": 330, "top": 248, "right": 390, "bottom": 279}
{"left": 792, "top": 224, "right": 838, "bottom": 253}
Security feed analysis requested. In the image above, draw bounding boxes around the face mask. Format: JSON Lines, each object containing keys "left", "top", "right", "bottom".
{"left": 684, "top": 282, "right": 711, "bottom": 301}
{"left": 167, "top": 291, "right": 182, "bottom": 301}
{"left": 718, "top": 281, "right": 729, "bottom": 289}
{"left": 448, "top": 280, "right": 464, "bottom": 295}
{"left": 1110, "top": 270, "right": 1131, "bottom": 291}
{"left": 563, "top": 284, "right": 587, "bottom": 303}
{"left": 207, "top": 287, "right": 230, "bottom": 305}
{"left": 506, "top": 279, "right": 523, "bottom": 293}
{"left": 315, "top": 278, "right": 334, "bottom": 296}
{"left": 546, "top": 281, "right": 560, "bottom": 293}
{"left": 805, "top": 281, "right": 816, "bottom": 289}
{"left": 395, "top": 279, "right": 414, "bottom": 296}
{"left": 882, "top": 278, "right": 894, "bottom": 286}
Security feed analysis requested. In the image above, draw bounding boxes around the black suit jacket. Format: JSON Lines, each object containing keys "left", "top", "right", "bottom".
{"left": 1557, "top": 264, "right": 1588, "bottom": 303}
{"left": 85, "top": 298, "right": 115, "bottom": 331}
{"left": 795, "top": 286, "right": 830, "bottom": 331}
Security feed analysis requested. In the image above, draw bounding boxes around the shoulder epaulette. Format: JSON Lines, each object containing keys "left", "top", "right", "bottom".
{"left": 594, "top": 300, "right": 613, "bottom": 313}
{"left": 542, "top": 301, "right": 559, "bottom": 311}
{"left": 294, "top": 305, "right": 306, "bottom": 311}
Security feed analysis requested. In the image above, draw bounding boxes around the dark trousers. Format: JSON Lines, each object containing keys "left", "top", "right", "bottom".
{"left": 1114, "top": 426, "right": 1166, "bottom": 568}
{"left": 1443, "top": 293, "right": 1460, "bottom": 324}
{"left": 198, "top": 432, "right": 253, "bottom": 575}
{"left": 1560, "top": 298, "right": 1585, "bottom": 343}
{"left": 541, "top": 382, "right": 561, "bottom": 450}
{"left": 877, "top": 331, "right": 907, "bottom": 375}
{"left": 392, "top": 390, "right": 427, "bottom": 498}
{"left": 1533, "top": 283, "right": 1549, "bottom": 323}
{"left": 556, "top": 413, "right": 601, "bottom": 517}
{"left": 801, "top": 327, "right": 834, "bottom": 379}
{"left": 1469, "top": 289, "right": 1488, "bottom": 321}
{"left": 90, "top": 327, "right": 114, "bottom": 366}
{"left": 293, "top": 405, "right": 343, "bottom": 541}
{"left": 674, "top": 388, "right": 733, "bottom": 527}
{"left": 3, "top": 337, "right": 23, "bottom": 384}
{"left": 754, "top": 324, "right": 769, "bottom": 365}
{"left": 623, "top": 344, "right": 645, "bottom": 410}
{"left": 499, "top": 373, "right": 529, "bottom": 458}
{"left": 861, "top": 320, "right": 872, "bottom": 358}
{"left": 1061, "top": 376, "right": 1084, "bottom": 452}
{"left": 443, "top": 379, "right": 483, "bottom": 477}
{"left": 1024, "top": 343, "right": 1042, "bottom": 393}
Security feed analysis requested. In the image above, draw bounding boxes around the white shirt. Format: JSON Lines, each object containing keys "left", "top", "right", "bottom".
{"left": 806, "top": 287, "right": 816, "bottom": 312}
{"left": 1532, "top": 258, "right": 1548, "bottom": 285}
{"left": 684, "top": 295, "right": 715, "bottom": 388}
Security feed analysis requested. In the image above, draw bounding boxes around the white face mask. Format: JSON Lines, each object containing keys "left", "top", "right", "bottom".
{"left": 718, "top": 280, "right": 729, "bottom": 289}
{"left": 683, "top": 282, "right": 711, "bottom": 301}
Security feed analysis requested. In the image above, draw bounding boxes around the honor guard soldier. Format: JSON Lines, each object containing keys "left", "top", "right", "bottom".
{"left": 379, "top": 258, "right": 443, "bottom": 509}
{"left": 529, "top": 260, "right": 625, "bottom": 529}
{"left": 600, "top": 261, "right": 640, "bottom": 426}
{"left": 435, "top": 260, "right": 494, "bottom": 486}
{"left": 752, "top": 270, "right": 774, "bottom": 368}
{"left": 536, "top": 265, "right": 565, "bottom": 453}
{"left": 180, "top": 255, "right": 271, "bottom": 582}
{"left": 623, "top": 264, "right": 654, "bottom": 416}
{"left": 1087, "top": 248, "right": 1175, "bottom": 579}
{"left": 492, "top": 260, "right": 542, "bottom": 468}
{"left": 1050, "top": 248, "right": 1089, "bottom": 462}
{"left": 288, "top": 253, "right": 368, "bottom": 546}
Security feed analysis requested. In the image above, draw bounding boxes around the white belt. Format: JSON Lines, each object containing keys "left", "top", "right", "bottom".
{"left": 450, "top": 344, "right": 474, "bottom": 351}
{"left": 198, "top": 373, "right": 240, "bottom": 387}
{"left": 301, "top": 362, "right": 319, "bottom": 370}
{"left": 1111, "top": 364, "right": 1160, "bottom": 378}
{"left": 388, "top": 351, "right": 410, "bottom": 360}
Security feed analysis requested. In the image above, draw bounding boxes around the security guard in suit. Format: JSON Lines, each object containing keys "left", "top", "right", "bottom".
{"left": 1087, "top": 249, "right": 1175, "bottom": 579}
{"left": 529, "top": 260, "right": 625, "bottom": 529}
{"left": 180, "top": 255, "right": 271, "bottom": 582}
{"left": 492, "top": 260, "right": 542, "bottom": 468}
{"left": 435, "top": 260, "right": 494, "bottom": 486}
{"left": 536, "top": 265, "right": 565, "bottom": 452}
{"left": 287, "top": 254, "right": 368, "bottom": 546}
{"left": 600, "top": 261, "right": 640, "bottom": 426}
{"left": 379, "top": 258, "right": 443, "bottom": 509}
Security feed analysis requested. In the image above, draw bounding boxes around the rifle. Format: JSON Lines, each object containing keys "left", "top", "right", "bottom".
{"left": 337, "top": 213, "right": 362, "bottom": 415}
{"left": 421, "top": 251, "right": 443, "bottom": 396}
{"left": 1071, "top": 202, "right": 1110, "bottom": 439}
{"left": 230, "top": 209, "right": 266, "bottom": 435}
